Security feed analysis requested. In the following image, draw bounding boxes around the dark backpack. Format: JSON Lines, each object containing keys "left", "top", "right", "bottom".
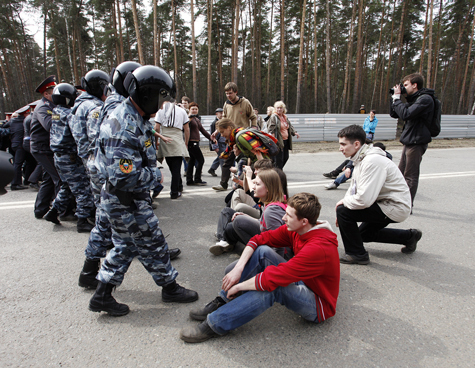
{"left": 236, "top": 128, "right": 280, "bottom": 157}
{"left": 427, "top": 95, "right": 442, "bottom": 137}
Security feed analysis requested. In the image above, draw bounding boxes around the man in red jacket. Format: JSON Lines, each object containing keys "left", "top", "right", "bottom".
{"left": 180, "top": 192, "right": 340, "bottom": 343}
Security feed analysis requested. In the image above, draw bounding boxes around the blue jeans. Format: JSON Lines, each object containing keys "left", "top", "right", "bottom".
{"left": 334, "top": 167, "right": 353, "bottom": 187}
{"left": 207, "top": 246, "right": 319, "bottom": 335}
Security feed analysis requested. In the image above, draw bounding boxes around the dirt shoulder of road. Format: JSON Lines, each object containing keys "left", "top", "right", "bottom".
{"left": 201, "top": 138, "right": 475, "bottom": 156}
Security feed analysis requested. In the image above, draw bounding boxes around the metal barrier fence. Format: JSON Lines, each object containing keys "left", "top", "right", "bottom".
{"left": 197, "top": 114, "right": 475, "bottom": 142}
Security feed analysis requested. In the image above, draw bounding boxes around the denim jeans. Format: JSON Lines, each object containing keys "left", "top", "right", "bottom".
{"left": 334, "top": 167, "right": 353, "bottom": 187}
{"left": 207, "top": 246, "right": 318, "bottom": 335}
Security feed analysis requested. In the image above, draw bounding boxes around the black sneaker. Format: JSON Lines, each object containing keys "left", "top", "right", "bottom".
{"left": 339, "top": 253, "right": 370, "bottom": 265}
{"left": 170, "top": 192, "right": 182, "bottom": 199}
{"left": 401, "top": 229, "right": 422, "bottom": 254}
{"left": 180, "top": 320, "right": 220, "bottom": 343}
{"left": 194, "top": 181, "right": 207, "bottom": 186}
{"left": 323, "top": 171, "right": 339, "bottom": 179}
{"left": 189, "top": 296, "right": 226, "bottom": 321}
{"left": 162, "top": 283, "right": 199, "bottom": 303}
{"left": 208, "top": 169, "right": 217, "bottom": 177}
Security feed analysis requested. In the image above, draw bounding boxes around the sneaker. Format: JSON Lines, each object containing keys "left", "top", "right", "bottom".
{"left": 180, "top": 320, "right": 220, "bottom": 343}
{"left": 194, "top": 181, "right": 207, "bottom": 186}
{"left": 401, "top": 229, "right": 422, "bottom": 254}
{"left": 323, "top": 171, "right": 339, "bottom": 179}
{"left": 212, "top": 185, "right": 227, "bottom": 191}
{"left": 162, "top": 283, "right": 199, "bottom": 303}
{"left": 189, "top": 296, "right": 226, "bottom": 321}
{"left": 208, "top": 169, "right": 217, "bottom": 177}
{"left": 339, "top": 253, "right": 370, "bottom": 265}
{"left": 325, "top": 182, "right": 338, "bottom": 190}
{"left": 209, "top": 240, "right": 233, "bottom": 256}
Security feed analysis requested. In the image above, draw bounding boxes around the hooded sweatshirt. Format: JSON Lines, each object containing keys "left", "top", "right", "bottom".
{"left": 246, "top": 221, "right": 340, "bottom": 322}
{"left": 343, "top": 144, "right": 411, "bottom": 222}
{"left": 222, "top": 96, "right": 257, "bottom": 128}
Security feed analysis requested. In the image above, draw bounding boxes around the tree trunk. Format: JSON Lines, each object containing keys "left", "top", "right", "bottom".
{"left": 280, "top": 0, "right": 285, "bottom": 101}
{"left": 266, "top": 0, "right": 274, "bottom": 106}
{"left": 153, "top": 0, "right": 158, "bottom": 65}
{"left": 383, "top": 1, "right": 397, "bottom": 102}
{"left": 233, "top": 0, "right": 240, "bottom": 84}
{"left": 117, "top": 0, "right": 124, "bottom": 63}
{"left": 172, "top": 0, "right": 179, "bottom": 97}
{"left": 313, "top": 0, "right": 318, "bottom": 112}
{"left": 457, "top": 11, "right": 475, "bottom": 114}
{"left": 71, "top": 19, "right": 79, "bottom": 85}
{"left": 426, "top": 0, "right": 434, "bottom": 88}
{"left": 295, "top": 0, "right": 307, "bottom": 113}
{"left": 0, "top": 49, "right": 12, "bottom": 107}
{"left": 370, "top": 0, "right": 386, "bottom": 110}
{"left": 207, "top": 0, "right": 213, "bottom": 114}
{"left": 43, "top": 2, "right": 47, "bottom": 78}
{"left": 419, "top": 0, "right": 430, "bottom": 75}
{"left": 341, "top": 0, "right": 357, "bottom": 113}
{"left": 190, "top": 0, "right": 197, "bottom": 101}
{"left": 249, "top": 0, "right": 255, "bottom": 104}
{"left": 255, "top": 1, "right": 262, "bottom": 109}
{"left": 112, "top": 2, "right": 120, "bottom": 65}
{"left": 325, "top": 0, "right": 331, "bottom": 113}
{"left": 394, "top": 0, "right": 407, "bottom": 82}
{"left": 131, "top": 0, "right": 144, "bottom": 64}
{"left": 241, "top": 10, "right": 247, "bottom": 96}
{"left": 216, "top": 15, "right": 223, "bottom": 106}
{"left": 431, "top": 0, "right": 443, "bottom": 88}
{"left": 351, "top": 0, "right": 364, "bottom": 113}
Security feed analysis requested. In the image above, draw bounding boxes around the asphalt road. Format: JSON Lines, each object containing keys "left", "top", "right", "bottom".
{"left": 1, "top": 146, "right": 474, "bottom": 367}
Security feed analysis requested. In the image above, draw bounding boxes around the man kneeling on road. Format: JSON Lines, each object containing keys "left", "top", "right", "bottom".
{"left": 180, "top": 193, "right": 340, "bottom": 342}
{"left": 335, "top": 125, "right": 422, "bottom": 265}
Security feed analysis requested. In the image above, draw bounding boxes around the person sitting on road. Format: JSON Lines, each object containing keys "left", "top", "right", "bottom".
{"left": 179, "top": 192, "right": 340, "bottom": 343}
{"left": 335, "top": 125, "right": 422, "bottom": 265}
{"left": 211, "top": 168, "right": 288, "bottom": 257}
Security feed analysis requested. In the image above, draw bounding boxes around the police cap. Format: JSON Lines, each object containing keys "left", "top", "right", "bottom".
{"left": 35, "top": 75, "right": 56, "bottom": 94}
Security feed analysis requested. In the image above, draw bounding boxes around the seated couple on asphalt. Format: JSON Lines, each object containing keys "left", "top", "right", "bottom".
{"left": 180, "top": 192, "right": 340, "bottom": 343}
{"left": 211, "top": 164, "right": 289, "bottom": 257}
{"left": 334, "top": 125, "right": 422, "bottom": 265}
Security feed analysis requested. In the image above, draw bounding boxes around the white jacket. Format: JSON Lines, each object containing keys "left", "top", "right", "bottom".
{"left": 342, "top": 144, "right": 411, "bottom": 223}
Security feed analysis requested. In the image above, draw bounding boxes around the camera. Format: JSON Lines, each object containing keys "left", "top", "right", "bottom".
{"left": 389, "top": 84, "right": 407, "bottom": 95}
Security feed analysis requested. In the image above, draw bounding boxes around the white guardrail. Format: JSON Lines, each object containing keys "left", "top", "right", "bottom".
{"left": 196, "top": 114, "right": 475, "bottom": 142}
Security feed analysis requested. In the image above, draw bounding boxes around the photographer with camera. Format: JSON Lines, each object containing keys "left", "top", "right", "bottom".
{"left": 390, "top": 73, "right": 435, "bottom": 208}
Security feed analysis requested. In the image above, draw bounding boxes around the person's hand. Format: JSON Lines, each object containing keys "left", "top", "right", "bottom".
{"left": 214, "top": 148, "right": 220, "bottom": 153}
{"left": 251, "top": 149, "right": 264, "bottom": 160}
{"left": 295, "top": 132, "right": 300, "bottom": 139}
{"left": 393, "top": 84, "right": 401, "bottom": 95}
{"left": 222, "top": 267, "right": 243, "bottom": 291}
{"left": 232, "top": 211, "right": 244, "bottom": 221}
{"left": 227, "top": 284, "right": 241, "bottom": 299}
{"left": 211, "top": 130, "right": 218, "bottom": 140}
{"left": 159, "top": 135, "right": 172, "bottom": 144}
{"left": 344, "top": 167, "right": 351, "bottom": 178}
{"left": 230, "top": 166, "right": 237, "bottom": 174}
{"left": 244, "top": 165, "right": 253, "bottom": 179}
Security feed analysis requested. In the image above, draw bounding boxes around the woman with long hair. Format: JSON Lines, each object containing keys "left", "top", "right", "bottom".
{"left": 211, "top": 168, "right": 287, "bottom": 256}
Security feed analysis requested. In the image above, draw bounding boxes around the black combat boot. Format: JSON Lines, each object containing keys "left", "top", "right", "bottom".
{"left": 77, "top": 218, "right": 94, "bottom": 233}
{"left": 89, "top": 282, "right": 130, "bottom": 316}
{"left": 43, "top": 207, "right": 60, "bottom": 224}
{"left": 162, "top": 281, "right": 199, "bottom": 303}
{"left": 78, "top": 258, "right": 100, "bottom": 289}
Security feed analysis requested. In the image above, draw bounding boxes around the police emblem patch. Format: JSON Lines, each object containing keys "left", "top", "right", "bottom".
{"left": 119, "top": 159, "right": 133, "bottom": 173}
{"left": 92, "top": 111, "right": 100, "bottom": 119}
{"left": 47, "top": 110, "right": 53, "bottom": 115}
{"left": 145, "top": 139, "right": 152, "bottom": 148}
{"left": 52, "top": 114, "right": 60, "bottom": 120}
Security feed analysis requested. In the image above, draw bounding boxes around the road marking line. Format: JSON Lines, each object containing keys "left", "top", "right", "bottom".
{"left": 1, "top": 171, "right": 473, "bottom": 207}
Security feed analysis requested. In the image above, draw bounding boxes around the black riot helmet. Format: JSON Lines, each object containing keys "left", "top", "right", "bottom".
{"left": 123, "top": 65, "right": 176, "bottom": 116}
{"left": 110, "top": 61, "right": 142, "bottom": 97}
{"left": 0, "top": 151, "right": 14, "bottom": 195}
{"left": 52, "top": 83, "right": 78, "bottom": 107}
{"left": 81, "top": 70, "right": 110, "bottom": 99}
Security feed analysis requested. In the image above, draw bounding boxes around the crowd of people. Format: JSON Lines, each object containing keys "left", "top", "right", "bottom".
{"left": 0, "top": 67, "right": 435, "bottom": 343}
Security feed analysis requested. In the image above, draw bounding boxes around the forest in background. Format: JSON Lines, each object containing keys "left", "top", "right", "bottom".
{"left": 0, "top": 0, "right": 474, "bottom": 117}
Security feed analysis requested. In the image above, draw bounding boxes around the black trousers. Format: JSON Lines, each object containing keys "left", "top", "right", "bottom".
{"left": 31, "top": 152, "right": 61, "bottom": 216}
{"left": 10, "top": 145, "right": 26, "bottom": 186}
{"left": 275, "top": 139, "right": 290, "bottom": 170}
{"left": 336, "top": 202, "right": 412, "bottom": 259}
{"left": 165, "top": 156, "right": 183, "bottom": 196}
{"left": 23, "top": 141, "right": 42, "bottom": 184}
{"left": 186, "top": 141, "right": 205, "bottom": 184}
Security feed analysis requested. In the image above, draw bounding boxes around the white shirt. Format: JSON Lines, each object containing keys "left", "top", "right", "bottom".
{"left": 155, "top": 104, "right": 189, "bottom": 130}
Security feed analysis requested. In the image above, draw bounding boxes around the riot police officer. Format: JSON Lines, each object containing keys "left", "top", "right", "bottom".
{"left": 89, "top": 65, "right": 198, "bottom": 316}
{"left": 46, "top": 83, "right": 95, "bottom": 232}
